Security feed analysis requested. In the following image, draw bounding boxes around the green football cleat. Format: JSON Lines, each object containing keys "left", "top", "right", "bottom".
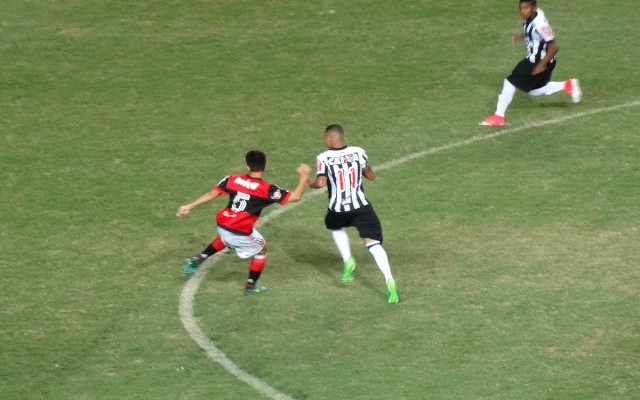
{"left": 341, "top": 256, "right": 357, "bottom": 283}
{"left": 244, "top": 284, "right": 267, "bottom": 295}
{"left": 182, "top": 256, "right": 203, "bottom": 276}
{"left": 386, "top": 279, "right": 400, "bottom": 304}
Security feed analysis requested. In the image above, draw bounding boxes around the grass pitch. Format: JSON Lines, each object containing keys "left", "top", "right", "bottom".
{"left": 1, "top": 1, "right": 639, "bottom": 399}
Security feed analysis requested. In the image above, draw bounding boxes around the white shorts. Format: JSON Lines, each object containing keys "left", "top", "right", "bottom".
{"left": 217, "top": 227, "right": 266, "bottom": 259}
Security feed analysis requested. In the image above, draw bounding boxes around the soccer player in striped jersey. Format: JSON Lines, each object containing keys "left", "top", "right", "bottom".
{"left": 307, "top": 124, "right": 400, "bottom": 304}
{"left": 480, "top": 0, "right": 582, "bottom": 127}
{"left": 176, "top": 150, "right": 311, "bottom": 294}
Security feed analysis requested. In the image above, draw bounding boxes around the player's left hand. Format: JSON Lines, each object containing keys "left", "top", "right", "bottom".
{"left": 297, "top": 163, "right": 311, "bottom": 176}
{"left": 532, "top": 63, "right": 546, "bottom": 75}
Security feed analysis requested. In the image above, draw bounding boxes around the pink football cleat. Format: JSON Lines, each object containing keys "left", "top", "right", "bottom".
{"left": 564, "top": 78, "right": 582, "bottom": 103}
{"left": 479, "top": 114, "right": 505, "bottom": 127}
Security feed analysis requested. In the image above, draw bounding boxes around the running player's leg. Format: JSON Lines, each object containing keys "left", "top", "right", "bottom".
{"left": 217, "top": 228, "right": 268, "bottom": 293}
{"left": 182, "top": 236, "right": 227, "bottom": 276}
{"left": 245, "top": 246, "right": 268, "bottom": 294}
{"left": 243, "top": 230, "right": 268, "bottom": 293}
{"left": 354, "top": 206, "right": 399, "bottom": 303}
{"left": 496, "top": 79, "right": 517, "bottom": 118}
{"left": 325, "top": 211, "right": 357, "bottom": 282}
{"left": 363, "top": 239, "right": 399, "bottom": 304}
{"left": 529, "top": 79, "right": 581, "bottom": 103}
{"left": 481, "top": 60, "right": 531, "bottom": 126}
{"left": 529, "top": 81, "right": 564, "bottom": 96}
{"left": 331, "top": 229, "right": 352, "bottom": 263}
{"left": 363, "top": 238, "right": 393, "bottom": 283}
{"left": 528, "top": 63, "right": 562, "bottom": 96}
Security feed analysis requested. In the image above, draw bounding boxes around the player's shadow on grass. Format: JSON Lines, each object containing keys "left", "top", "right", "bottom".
{"left": 201, "top": 255, "right": 248, "bottom": 284}
{"left": 285, "top": 241, "right": 337, "bottom": 280}
{"left": 170, "top": 251, "right": 248, "bottom": 284}
{"left": 521, "top": 98, "right": 574, "bottom": 109}
{"left": 274, "top": 225, "right": 385, "bottom": 297}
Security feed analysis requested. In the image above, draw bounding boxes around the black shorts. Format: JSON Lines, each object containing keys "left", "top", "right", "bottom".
{"left": 324, "top": 205, "right": 383, "bottom": 243}
{"left": 507, "top": 58, "right": 556, "bottom": 92}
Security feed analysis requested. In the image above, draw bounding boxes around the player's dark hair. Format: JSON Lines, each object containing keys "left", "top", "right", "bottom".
{"left": 245, "top": 150, "right": 266, "bottom": 172}
{"left": 325, "top": 124, "right": 344, "bottom": 135}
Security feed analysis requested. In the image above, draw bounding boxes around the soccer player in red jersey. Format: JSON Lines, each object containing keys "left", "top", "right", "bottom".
{"left": 177, "top": 150, "right": 310, "bottom": 294}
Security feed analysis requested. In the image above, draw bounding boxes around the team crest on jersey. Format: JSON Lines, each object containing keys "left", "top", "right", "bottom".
{"left": 271, "top": 190, "right": 282, "bottom": 200}
{"left": 539, "top": 25, "right": 553, "bottom": 38}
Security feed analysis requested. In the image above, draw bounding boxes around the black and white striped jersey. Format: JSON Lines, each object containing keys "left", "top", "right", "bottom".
{"left": 523, "top": 8, "right": 555, "bottom": 63}
{"left": 316, "top": 145, "right": 370, "bottom": 213}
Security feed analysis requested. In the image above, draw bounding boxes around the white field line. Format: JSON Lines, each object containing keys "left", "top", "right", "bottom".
{"left": 178, "top": 99, "right": 640, "bottom": 400}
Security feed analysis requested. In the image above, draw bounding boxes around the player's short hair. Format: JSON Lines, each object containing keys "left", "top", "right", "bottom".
{"left": 325, "top": 124, "right": 344, "bottom": 135}
{"left": 245, "top": 150, "right": 267, "bottom": 172}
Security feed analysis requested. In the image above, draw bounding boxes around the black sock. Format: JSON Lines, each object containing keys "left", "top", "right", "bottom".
{"left": 200, "top": 243, "right": 219, "bottom": 258}
{"left": 246, "top": 271, "right": 261, "bottom": 286}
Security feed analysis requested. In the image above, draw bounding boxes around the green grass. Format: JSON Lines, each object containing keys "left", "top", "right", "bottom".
{"left": 1, "top": 1, "right": 639, "bottom": 399}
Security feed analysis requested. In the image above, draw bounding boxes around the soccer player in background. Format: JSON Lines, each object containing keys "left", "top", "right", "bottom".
{"left": 176, "top": 150, "right": 310, "bottom": 294}
{"left": 307, "top": 124, "right": 400, "bottom": 304}
{"left": 480, "top": 0, "right": 582, "bottom": 127}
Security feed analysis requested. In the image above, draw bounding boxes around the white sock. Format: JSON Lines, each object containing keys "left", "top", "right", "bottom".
{"left": 367, "top": 242, "right": 394, "bottom": 282}
{"left": 496, "top": 79, "right": 517, "bottom": 117}
{"left": 528, "top": 81, "right": 565, "bottom": 96}
{"left": 331, "top": 229, "right": 352, "bottom": 262}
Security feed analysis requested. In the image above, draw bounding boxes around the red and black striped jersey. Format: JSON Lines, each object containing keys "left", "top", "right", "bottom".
{"left": 214, "top": 174, "right": 292, "bottom": 235}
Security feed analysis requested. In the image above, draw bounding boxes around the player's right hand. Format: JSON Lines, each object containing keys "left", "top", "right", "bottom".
{"left": 176, "top": 206, "right": 191, "bottom": 217}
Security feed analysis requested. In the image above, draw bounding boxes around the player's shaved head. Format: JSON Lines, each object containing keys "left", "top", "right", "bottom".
{"left": 325, "top": 124, "right": 344, "bottom": 136}
{"left": 324, "top": 124, "right": 345, "bottom": 148}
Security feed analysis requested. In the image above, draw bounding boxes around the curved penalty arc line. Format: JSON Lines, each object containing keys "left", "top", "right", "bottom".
{"left": 178, "top": 99, "right": 640, "bottom": 400}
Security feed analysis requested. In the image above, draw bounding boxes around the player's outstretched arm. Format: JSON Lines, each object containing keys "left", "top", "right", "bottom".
{"left": 363, "top": 165, "right": 376, "bottom": 181}
{"left": 307, "top": 175, "right": 327, "bottom": 189}
{"left": 532, "top": 41, "right": 558, "bottom": 75}
{"left": 287, "top": 164, "right": 311, "bottom": 203}
{"left": 176, "top": 188, "right": 220, "bottom": 217}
